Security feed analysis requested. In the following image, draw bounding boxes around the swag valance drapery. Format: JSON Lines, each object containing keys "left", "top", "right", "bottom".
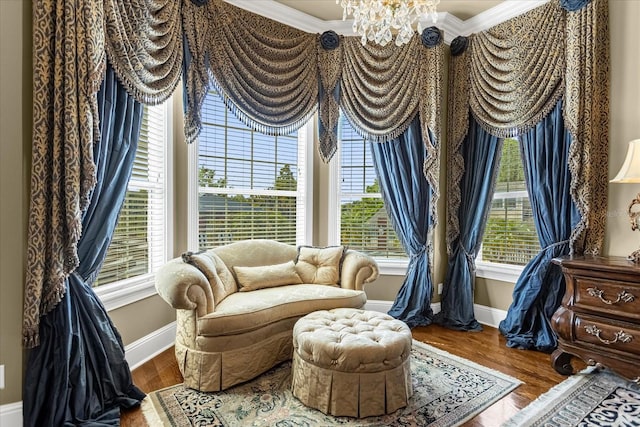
{"left": 440, "top": 0, "right": 609, "bottom": 336}
{"left": 24, "top": 0, "right": 444, "bottom": 347}
{"left": 446, "top": 0, "right": 609, "bottom": 258}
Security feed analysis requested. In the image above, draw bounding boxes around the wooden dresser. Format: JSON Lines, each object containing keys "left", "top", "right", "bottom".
{"left": 551, "top": 256, "right": 640, "bottom": 381}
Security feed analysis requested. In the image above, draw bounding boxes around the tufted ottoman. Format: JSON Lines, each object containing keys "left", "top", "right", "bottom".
{"left": 291, "top": 308, "right": 413, "bottom": 418}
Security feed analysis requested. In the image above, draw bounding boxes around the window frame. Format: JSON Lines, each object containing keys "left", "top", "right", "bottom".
{"left": 95, "top": 97, "right": 174, "bottom": 310}
{"left": 327, "top": 126, "right": 408, "bottom": 276}
{"left": 187, "top": 93, "right": 313, "bottom": 251}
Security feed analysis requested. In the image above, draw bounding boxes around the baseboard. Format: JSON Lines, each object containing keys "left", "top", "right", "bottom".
{"left": 125, "top": 321, "right": 177, "bottom": 370}
{"left": 364, "top": 299, "right": 393, "bottom": 313}
{"left": 474, "top": 304, "right": 508, "bottom": 329}
{"left": 365, "top": 300, "right": 506, "bottom": 329}
{"left": 364, "top": 300, "right": 442, "bottom": 315}
{"left": 0, "top": 401, "right": 21, "bottom": 426}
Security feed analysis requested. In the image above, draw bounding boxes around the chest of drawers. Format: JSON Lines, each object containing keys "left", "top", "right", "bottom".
{"left": 551, "top": 256, "right": 640, "bottom": 381}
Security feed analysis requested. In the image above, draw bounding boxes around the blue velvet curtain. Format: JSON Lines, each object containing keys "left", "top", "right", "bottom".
{"left": 499, "top": 100, "right": 579, "bottom": 352}
{"left": 23, "top": 64, "right": 145, "bottom": 426}
{"left": 435, "top": 116, "right": 502, "bottom": 331}
{"left": 370, "top": 117, "right": 434, "bottom": 328}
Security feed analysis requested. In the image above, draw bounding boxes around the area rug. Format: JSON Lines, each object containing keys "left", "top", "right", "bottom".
{"left": 142, "top": 340, "right": 521, "bottom": 426}
{"left": 503, "top": 367, "right": 640, "bottom": 427}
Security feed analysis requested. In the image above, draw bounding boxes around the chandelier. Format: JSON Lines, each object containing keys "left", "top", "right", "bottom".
{"left": 337, "top": 0, "right": 441, "bottom": 47}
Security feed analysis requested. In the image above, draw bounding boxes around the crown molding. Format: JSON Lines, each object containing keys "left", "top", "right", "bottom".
{"left": 460, "top": 0, "right": 549, "bottom": 36}
{"left": 437, "top": 13, "right": 465, "bottom": 44}
{"left": 227, "top": 0, "right": 549, "bottom": 43}
{"left": 226, "top": 0, "right": 328, "bottom": 34}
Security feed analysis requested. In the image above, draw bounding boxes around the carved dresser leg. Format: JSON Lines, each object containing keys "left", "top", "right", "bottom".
{"left": 551, "top": 349, "right": 574, "bottom": 375}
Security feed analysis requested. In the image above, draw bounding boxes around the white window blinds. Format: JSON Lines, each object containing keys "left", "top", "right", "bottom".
{"left": 96, "top": 101, "right": 169, "bottom": 286}
{"left": 479, "top": 138, "right": 540, "bottom": 266}
{"left": 336, "top": 118, "right": 405, "bottom": 259}
{"left": 196, "top": 90, "right": 308, "bottom": 247}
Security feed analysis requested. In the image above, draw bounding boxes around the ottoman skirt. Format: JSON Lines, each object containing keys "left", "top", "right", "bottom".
{"left": 291, "top": 350, "right": 412, "bottom": 418}
{"left": 291, "top": 308, "right": 413, "bottom": 418}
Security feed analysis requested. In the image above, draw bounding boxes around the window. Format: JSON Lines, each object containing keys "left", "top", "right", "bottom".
{"left": 193, "top": 90, "right": 311, "bottom": 248}
{"left": 477, "top": 138, "right": 539, "bottom": 280}
{"left": 329, "top": 116, "right": 405, "bottom": 269}
{"left": 95, "top": 99, "right": 172, "bottom": 309}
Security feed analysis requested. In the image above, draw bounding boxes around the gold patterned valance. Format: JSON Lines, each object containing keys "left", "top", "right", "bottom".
{"left": 104, "top": 0, "right": 183, "bottom": 105}
{"left": 181, "top": 0, "right": 444, "bottom": 165}
{"left": 183, "top": 0, "right": 319, "bottom": 143}
{"left": 468, "top": 2, "right": 565, "bottom": 138}
{"left": 340, "top": 36, "right": 425, "bottom": 142}
{"left": 446, "top": 0, "right": 610, "bottom": 256}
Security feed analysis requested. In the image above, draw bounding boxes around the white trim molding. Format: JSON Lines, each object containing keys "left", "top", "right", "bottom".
{"left": 96, "top": 277, "right": 158, "bottom": 312}
{"left": 364, "top": 299, "right": 393, "bottom": 313}
{"left": 0, "top": 401, "right": 22, "bottom": 427}
{"left": 476, "top": 261, "right": 523, "bottom": 284}
{"left": 365, "top": 300, "right": 506, "bottom": 329}
{"left": 365, "top": 299, "right": 441, "bottom": 315}
{"left": 125, "top": 321, "right": 177, "bottom": 370}
{"left": 227, "top": 0, "right": 549, "bottom": 43}
{"left": 474, "top": 304, "right": 508, "bottom": 329}
{"left": 460, "top": 0, "right": 549, "bottom": 36}
{"left": 376, "top": 260, "right": 409, "bottom": 276}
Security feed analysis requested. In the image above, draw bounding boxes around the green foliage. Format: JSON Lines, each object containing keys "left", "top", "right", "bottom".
{"left": 199, "top": 167, "right": 227, "bottom": 188}
{"left": 496, "top": 138, "right": 525, "bottom": 192}
{"left": 273, "top": 164, "right": 296, "bottom": 191}
{"left": 340, "top": 196, "right": 385, "bottom": 245}
{"left": 338, "top": 178, "right": 402, "bottom": 255}
{"left": 482, "top": 216, "right": 539, "bottom": 265}
{"left": 481, "top": 138, "right": 538, "bottom": 265}
{"left": 340, "top": 179, "right": 384, "bottom": 241}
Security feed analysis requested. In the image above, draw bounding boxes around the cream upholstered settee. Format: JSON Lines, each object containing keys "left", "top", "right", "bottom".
{"left": 155, "top": 239, "right": 379, "bottom": 392}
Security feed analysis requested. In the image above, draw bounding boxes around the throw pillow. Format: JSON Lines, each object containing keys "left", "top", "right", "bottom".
{"left": 181, "top": 250, "right": 237, "bottom": 303}
{"left": 233, "top": 261, "right": 303, "bottom": 292}
{"left": 295, "top": 245, "right": 345, "bottom": 285}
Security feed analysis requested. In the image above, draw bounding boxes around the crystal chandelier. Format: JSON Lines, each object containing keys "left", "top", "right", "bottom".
{"left": 337, "top": 0, "right": 440, "bottom": 47}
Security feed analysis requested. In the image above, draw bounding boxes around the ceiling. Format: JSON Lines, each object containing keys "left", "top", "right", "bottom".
{"left": 273, "top": 0, "right": 504, "bottom": 22}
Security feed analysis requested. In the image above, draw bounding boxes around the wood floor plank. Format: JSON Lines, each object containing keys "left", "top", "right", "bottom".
{"left": 121, "top": 323, "right": 583, "bottom": 426}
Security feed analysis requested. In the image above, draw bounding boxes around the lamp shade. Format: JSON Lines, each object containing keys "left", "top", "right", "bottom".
{"left": 611, "top": 139, "right": 640, "bottom": 183}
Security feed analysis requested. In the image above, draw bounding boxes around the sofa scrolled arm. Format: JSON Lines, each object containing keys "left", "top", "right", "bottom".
{"left": 340, "top": 250, "right": 380, "bottom": 290}
{"left": 155, "top": 259, "right": 214, "bottom": 317}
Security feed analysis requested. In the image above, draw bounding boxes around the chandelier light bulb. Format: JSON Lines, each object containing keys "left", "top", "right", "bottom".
{"left": 337, "top": 0, "right": 440, "bottom": 46}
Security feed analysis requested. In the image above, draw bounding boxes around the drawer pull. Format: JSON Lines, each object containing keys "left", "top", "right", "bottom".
{"left": 584, "top": 324, "right": 633, "bottom": 345}
{"left": 586, "top": 287, "right": 635, "bottom": 305}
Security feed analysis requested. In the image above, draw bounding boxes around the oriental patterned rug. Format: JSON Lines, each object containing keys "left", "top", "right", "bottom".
{"left": 142, "top": 340, "right": 521, "bottom": 426}
{"left": 503, "top": 367, "right": 640, "bottom": 427}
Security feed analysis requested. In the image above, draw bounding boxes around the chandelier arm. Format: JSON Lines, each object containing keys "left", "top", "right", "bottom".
{"left": 338, "top": 0, "right": 441, "bottom": 46}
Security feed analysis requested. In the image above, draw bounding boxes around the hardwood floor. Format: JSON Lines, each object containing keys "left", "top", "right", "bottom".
{"left": 121, "top": 323, "right": 584, "bottom": 426}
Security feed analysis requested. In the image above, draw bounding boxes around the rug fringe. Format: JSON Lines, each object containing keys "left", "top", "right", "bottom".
{"left": 141, "top": 396, "right": 163, "bottom": 426}
{"left": 501, "top": 366, "right": 599, "bottom": 427}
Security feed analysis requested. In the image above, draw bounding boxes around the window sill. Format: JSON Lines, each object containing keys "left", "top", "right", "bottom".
{"left": 475, "top": 261, "right": 523, "bottom": 284}
{"left": 94, "top": 274, "right": 158, "bottom": 311}
{"left": 376, "top": 259, "right": 409, "bottom": 276}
